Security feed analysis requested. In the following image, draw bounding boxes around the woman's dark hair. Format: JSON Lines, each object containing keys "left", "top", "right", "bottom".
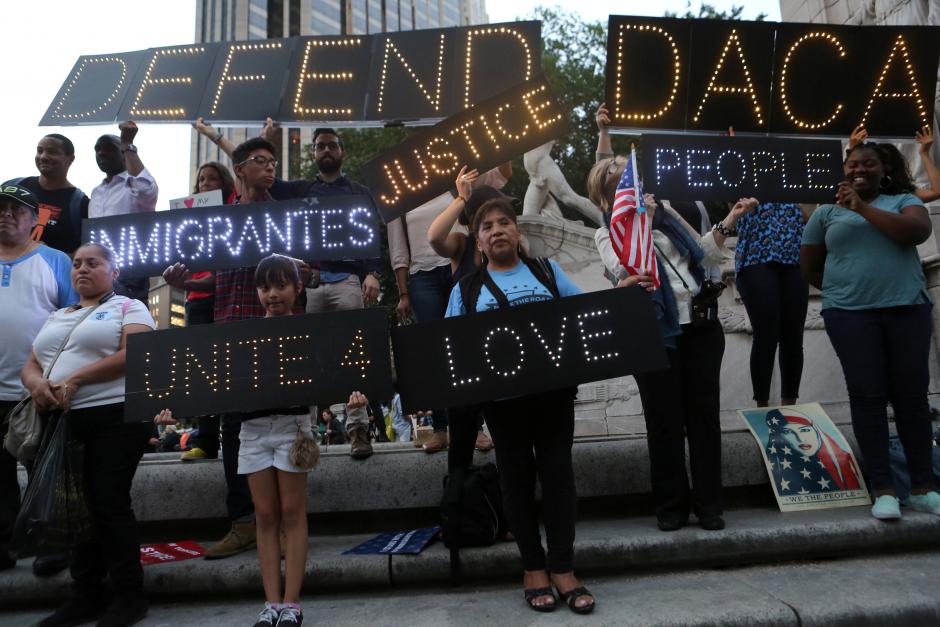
{"left": 194, "top": 162, "right": 236, "bottom": 201}
{"left": 254, "top": 254, "right": 300, "bottom": 288}
{"left": 75, "top": 242, "right": 119, "bottom": 270}
{"left": 460, "top": 185, "right": 510, "bottom": 226}
{"left": 320, "top": 408, "right": 335, "bottom": 422}
{"left": 470, "top": 197, "right": 517, "bottom": 233}
{"left": 847, "top": 142, "right": 916, "bottom": 195}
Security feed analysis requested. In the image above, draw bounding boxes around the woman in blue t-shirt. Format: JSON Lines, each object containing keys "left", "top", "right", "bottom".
{"left": 444, "top": 197, "right": 593, "bottom": 615}
{"left": 801, "top": 142, "right": 940, "bottom": 521}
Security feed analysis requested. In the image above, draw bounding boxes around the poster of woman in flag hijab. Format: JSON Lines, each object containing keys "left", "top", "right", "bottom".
{"left": 739, "top": 403, "right": 870, "bottom": 512}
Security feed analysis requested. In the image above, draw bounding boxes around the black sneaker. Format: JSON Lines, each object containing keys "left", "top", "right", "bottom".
{"left": 33, "top": 552, "right": 70, "bottom": 577}
{"left": 253, "top": 603, "right": 281, "bottom": 627}
{"left": 0, "top": 550, "right": 15, "bottom": 571}
{"left": 656, "top": 512, "right": 687, "bottom": 531}
{"left": 96, "top": 594, "right": 148, "bottom": 627}
{"left": 275, "top": 606, "right": 304, "bottom": 627}
{"left": 37, "top": 594, "right": 103, "bottom": 627}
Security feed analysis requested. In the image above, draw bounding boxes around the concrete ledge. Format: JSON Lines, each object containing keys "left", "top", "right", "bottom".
{"left": 16, "top": 409, "right": 860, "bottom": 522}
{"left": 3, "top": 506, "right": 939, "bottom": 606}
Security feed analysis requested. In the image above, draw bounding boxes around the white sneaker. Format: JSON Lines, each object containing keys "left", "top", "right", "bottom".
{"left": 871, "top": 494, "right": 902, "bottom": 520}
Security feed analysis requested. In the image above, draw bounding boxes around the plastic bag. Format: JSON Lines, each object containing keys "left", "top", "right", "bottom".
{"left": 11, "top": 412, "right": 93, "bottom": 558}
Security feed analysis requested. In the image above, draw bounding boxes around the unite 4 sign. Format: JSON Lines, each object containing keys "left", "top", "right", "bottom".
{"left": 40, "top": 22, "right": 540, "bottom": 126}
{"left": 604, "top": 16, "right": 940, "bottom": 137}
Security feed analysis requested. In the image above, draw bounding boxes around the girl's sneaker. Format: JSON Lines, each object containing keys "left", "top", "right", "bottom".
{"left": 871, "top": 495, "right": 902, "bottom": 520}
{"left": 909, "top": 491, "right": 940, "bottom": 515}
{"left": 276, "top": 606, "right": 304, "bottom": 626}
{"left": 253, "top": 603, "right": 281, "bottom": 627}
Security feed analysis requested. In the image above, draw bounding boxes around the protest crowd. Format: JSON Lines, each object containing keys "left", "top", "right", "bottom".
{"left": 3, "top": 14, "right": 940, "bottom": 627}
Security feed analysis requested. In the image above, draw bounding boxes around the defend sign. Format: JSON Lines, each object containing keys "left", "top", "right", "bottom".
{"left": 392, "top": 286, "right": 668, "bottom": 411}
{"left": 124, "top": 308, "right": 393, "bottom": 421}
{"left": 40, "top": 22, "right": 540, "bottom": 126}
{"left": 605, "top": 15, "right": 940, "bottom": 137}
{"left": 361, "top": 76, "right": 568, "bottom": 223}
{"left": 82, "top": 195, "right": 379, "bottom": 278}
{"left": 640, "top": 134, "right": 844, "bottom": 202}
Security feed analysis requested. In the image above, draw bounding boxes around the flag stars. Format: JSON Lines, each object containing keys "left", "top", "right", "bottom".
{"left": 817, "top": 477, "right": 831, "bottom": 490}
{"left": 780, "top": 479, "right": 791, "bottom": 491}
{"left": 781, "top": 459, "right": 792, "bottom": 470}
{"left": 800, "top": 468, "right": 812, "bottom": 479}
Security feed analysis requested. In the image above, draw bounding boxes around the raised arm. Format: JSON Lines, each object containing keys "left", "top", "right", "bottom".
{"left": 428, "top": 166, "right": 476, "bottom": 260}
{"left": 596, "top": 103, "right": 613, "bottom": 161}
{"left": 193, "top": 117, "right": 236, "bottom": 160}
{"left": 915, "top": 126, "right": 940, "bottom": 203}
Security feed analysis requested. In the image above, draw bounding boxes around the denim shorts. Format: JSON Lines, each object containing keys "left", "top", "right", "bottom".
{"left": 237, "top": 414, "right": 313, "bottom": 475}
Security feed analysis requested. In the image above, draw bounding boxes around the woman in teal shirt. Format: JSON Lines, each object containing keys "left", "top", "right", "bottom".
{"left": 801, "top": 142, "right": 939, "bottom": 521}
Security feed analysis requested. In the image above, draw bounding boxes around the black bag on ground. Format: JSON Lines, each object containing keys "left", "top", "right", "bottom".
{"left": 11, "top": 412, "right": 93, "bottom": 558}
{"left": 440, "top": 463, "right": 506, "bottom": 582}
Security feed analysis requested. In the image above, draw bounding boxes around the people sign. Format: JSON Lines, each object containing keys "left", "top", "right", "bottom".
{"left": 40, "top": 22, "right": 540, "bottom": 126}
{"left": 604, "top": 16, "right": 940, "bottom": 137}
{"left": 640, "top": 134, "right": 844, "bottom": 202}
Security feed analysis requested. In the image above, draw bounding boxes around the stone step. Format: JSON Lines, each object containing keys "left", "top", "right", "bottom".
{"left": 16, "top": 402, "right": 859, "bottom": 523}
{"left": 3, "top": 505, "right": 939, "bottom": 607}
{"left": 8, "top": 551, "right": 940, "bottom": 626}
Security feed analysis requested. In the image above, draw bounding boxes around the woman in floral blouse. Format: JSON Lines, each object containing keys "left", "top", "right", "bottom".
{"left": 734, "top": 201, "right": 812, "bottom": 407}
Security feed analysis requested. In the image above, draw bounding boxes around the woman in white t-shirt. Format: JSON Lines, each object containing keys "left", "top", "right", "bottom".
{"left": 22, "top": 242, "right": 155, "bottom": 627}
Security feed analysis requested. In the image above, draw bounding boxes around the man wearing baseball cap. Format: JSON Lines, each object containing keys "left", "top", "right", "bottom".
{"left": 0, "top": 183, "right": 77, "bottom": 571}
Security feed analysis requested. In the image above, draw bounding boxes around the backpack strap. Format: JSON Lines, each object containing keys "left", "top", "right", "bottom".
{"left": 524, "top": 257, "right": 560, "bottom": 299}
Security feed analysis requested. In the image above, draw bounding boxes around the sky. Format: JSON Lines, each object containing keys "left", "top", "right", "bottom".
{"left": 1, "top": 0, "right": 781, "bottom": 208}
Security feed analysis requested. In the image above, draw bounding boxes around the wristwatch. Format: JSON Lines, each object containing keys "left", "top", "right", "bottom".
{"left": 121, "top": 144, "right": 138, "bottom": 154}
{"left": 368, "top": 271, "right": 382, "bottom": 281}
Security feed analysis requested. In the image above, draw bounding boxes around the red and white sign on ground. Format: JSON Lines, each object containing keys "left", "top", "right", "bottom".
{"left": 140, "top": 541, "right": 205, "bottom": 566}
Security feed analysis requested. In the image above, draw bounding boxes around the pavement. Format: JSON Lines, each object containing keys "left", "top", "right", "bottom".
{"left": 4, "top": 551, "right": 940, "bottom": 626}
{"left": 3, "top": 505, "right": 940, "bottom": 607}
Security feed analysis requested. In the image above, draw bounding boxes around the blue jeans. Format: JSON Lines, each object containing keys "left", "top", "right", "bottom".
{"left": 822, "top": 304, "right": 934, "bottom": 492}
{"left": 409, "top": 266, "right": 453, "bottom": 432}
{"left": 408, "top": 265, "right": 452, "bottom": 324}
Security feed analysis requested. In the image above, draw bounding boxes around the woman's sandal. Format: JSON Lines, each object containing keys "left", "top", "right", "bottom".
{"left": 556, "top": 586, "right": 595, "bottom": 615}
{"left": 523, "top": 587, "right": 557, "bottom": 612}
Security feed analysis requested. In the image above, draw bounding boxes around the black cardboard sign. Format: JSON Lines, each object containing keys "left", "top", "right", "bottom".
{"left": 81, "top": 195, "right": 380, "bottom": 278}
{"left": 605, "top": 15, "right": 940, "bottom": 137}
{"left": 360, "top": 76, "right": 568, "bottom": 223}
{"left": 124, "top": 308, "right": 393, "bottom": 422}
{"left": 392, "top": 286, "right": 668, "bottom": 412}
{"left": 639, "top": 134, "right": 844, "bottom": 202}
{"left": 40, "top": 21, "right": 541, "bottom": 126}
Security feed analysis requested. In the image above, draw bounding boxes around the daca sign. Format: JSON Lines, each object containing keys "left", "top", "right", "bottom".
{"left": 604, "top": 16, "right": 940, "bottom": 137}
{"left": 82, "top": 195, "right": 380, "bottom": 278}
{"left": 40, "top": 22, "right": 540, "bottom": 126}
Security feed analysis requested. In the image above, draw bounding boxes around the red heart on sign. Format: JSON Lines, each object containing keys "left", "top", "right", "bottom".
{"left": 184, "top": 198, "right": 194, "bottom": 208}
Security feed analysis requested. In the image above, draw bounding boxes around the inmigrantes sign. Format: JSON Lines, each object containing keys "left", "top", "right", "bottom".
{"left": 639, "top": 134, "right": 844, "bottom": 202}
{"left": 81, "top": 195, "right": 380, "bottom": 278}
{"left": 40, "top": 21, "right": 540, "bottom": 126}
{"left": 604, "top": 15, "right": 940, "bottom": 137}
{"left": 124, "top": 307, "right": 393, "bottom": 421}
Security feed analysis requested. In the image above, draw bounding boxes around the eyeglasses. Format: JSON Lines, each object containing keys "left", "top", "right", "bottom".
{"left": 238, "top": 155, "right": 278, "bottom": 168}
{"left": 314, "top": 141, "right": 340, "bottom": 151}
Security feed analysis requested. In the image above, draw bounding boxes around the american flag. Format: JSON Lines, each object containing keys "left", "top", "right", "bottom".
{"left": 610, "top": 147, "right": 659, "bottom": 288}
